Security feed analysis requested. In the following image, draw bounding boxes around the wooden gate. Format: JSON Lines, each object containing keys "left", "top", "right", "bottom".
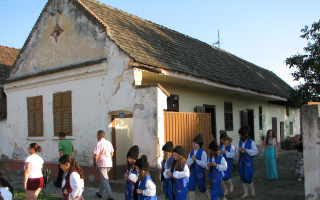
{"left": 164, "top": 111, "right": 212, "bottom": 157}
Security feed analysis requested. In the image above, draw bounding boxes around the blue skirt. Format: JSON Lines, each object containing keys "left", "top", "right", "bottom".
{"left": 264, "top": 147, "right": 278, "bottom": 179}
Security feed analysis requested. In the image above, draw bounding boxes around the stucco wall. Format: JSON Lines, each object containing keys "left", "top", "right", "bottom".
{"left": 301, "top": 105, "right": 320, "bottom": 200}
{"left": 156, "top": 83, "right": 300, "bottom": 146}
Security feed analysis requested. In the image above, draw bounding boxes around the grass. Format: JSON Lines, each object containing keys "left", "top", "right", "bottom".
{"left": 13, "top": 188, "right": 62, "bottom": 200}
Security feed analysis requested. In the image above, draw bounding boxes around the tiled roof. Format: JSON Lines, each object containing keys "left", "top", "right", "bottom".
{"left": 0, "top": 46, "right": 20, "bottom": 84}
{"left": 76, "top": 0, "right": 292, "bottom": 99}
{"left": 12, "top": 0, "right": 292, "bottom": 99}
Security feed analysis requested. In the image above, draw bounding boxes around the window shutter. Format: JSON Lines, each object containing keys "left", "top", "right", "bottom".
{"left": 27, "top": 96, "right": 43, "bottom": 137}
{"left": 53, "top": 91, "right": 72, "bottom": 136}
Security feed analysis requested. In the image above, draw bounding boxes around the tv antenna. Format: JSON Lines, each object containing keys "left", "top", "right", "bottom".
{"left": 212, "top": 29, "right": 220, "bottom": 49}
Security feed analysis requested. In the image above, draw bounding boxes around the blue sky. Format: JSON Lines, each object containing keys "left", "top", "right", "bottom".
{"left": 1, "top": 0, "right": 319, "bottom": 87}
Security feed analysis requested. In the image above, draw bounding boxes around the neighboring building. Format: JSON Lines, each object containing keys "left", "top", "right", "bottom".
{"left": 1, "top": 0, "right": 299, "bottom": 182}
{"left": 0, "top": 45, "right": 20, "bottom": 120}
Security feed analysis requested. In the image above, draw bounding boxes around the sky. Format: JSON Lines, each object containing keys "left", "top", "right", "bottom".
{"left": 1, "top": 0, "right": 319, "bottom": 88}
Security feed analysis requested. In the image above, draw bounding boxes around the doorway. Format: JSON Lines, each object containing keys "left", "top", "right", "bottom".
{"left": 111, "top": 113, "right": 133, "bottom": 179}
{"left": 204, "top": 105, "right": 216, "bottom": 140}
{"left": 240, "top": 109, "right": 255, "bottom": 140}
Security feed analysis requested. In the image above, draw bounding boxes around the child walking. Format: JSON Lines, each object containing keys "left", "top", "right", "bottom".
{"left": 296, "top": 150, "right": 304, "bottom": 181}
{"left": 136, "top": 155, "right": 157, "bottom": 200}
{"left": 160, "top": 141, "right": 174, "bottom": 200}
{"left": 59, "top": 155, "right": 84, "bottom": 200}
{"left": 187, "top": 134, "right": 208, "bottom": 199}
{"left": 166, "top": 146, "right": 189, "bottom": 200}
{"left": 219, "top": 132, "right": 235, "bottom": 196}
{"left": 125, "top": 145, "right": 139, "bottom": 200}
{"left": 208, "top": 140, "right": 227, "bottom": 200}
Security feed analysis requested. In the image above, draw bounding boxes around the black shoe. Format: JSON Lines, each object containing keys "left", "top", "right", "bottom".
{"left": 95, "top": 192, "right": 102, "bottom": 198}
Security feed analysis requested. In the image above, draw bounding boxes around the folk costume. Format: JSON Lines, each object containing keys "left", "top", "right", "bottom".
{"left": 136, "top": 155, "right": 157, "bottom": 200}
{"left": 125, "top": 145, "right": 139, "bottom": 200}
{"left": 237, "top": 127, "right": 258, "bottom": 199}
{"left": 62, "top": 169, "right": 84, "bottom": 200}
{"left": 187, "top": 134, "right": 207, "bottom": 198}
{"left": 219, "top": 132, "right": 235, "bottom": 196}
{"left": 208, "top": 140, "right": 227, "bottom": 200}
{"left": 161, "top": 141, "right": 174, "bottom": 200}
{"left": 164, "top": 146, "right": 189, "bottom": 200}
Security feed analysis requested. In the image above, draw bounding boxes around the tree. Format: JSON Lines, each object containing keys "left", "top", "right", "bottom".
{"left": 286, "top": 20, "right": 320, "bottom": 106}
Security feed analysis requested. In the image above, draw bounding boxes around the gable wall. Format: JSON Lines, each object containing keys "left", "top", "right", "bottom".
{"left": 11, "top": 0, "right": 110, "bottom": 80}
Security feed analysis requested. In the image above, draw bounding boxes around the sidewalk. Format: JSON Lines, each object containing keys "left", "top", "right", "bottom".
{"left": 5, "top": 150, "right": 304, "bottom": 200}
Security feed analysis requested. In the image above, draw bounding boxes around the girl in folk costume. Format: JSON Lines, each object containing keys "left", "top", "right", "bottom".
{"left": 236, "top": 127, "right": 258, "bottom": 199}
{"left": 160, "top": 141, "right": 174, "bottom": 200}
{"left": 261, "top": 129, "right": 278, "bottom": 180}
{"left": 136, "top": 155, "right": 157, "bottom": 200}
{"left": 59, "top": 155, "right": 84, "bottom": 200}
{"left": 125, "top": 145, "right": 140, "bottom": 200}
{"left": 208, "top": 140, "right": 227, "bottom": 200}
{"left": 219, "top": 132, "right": 235, "bottom": 196}
{"left": 187, "top": 134, "right": 208, "bottom": 199}
{"left": 166, "top": 146, "right": 189, "bottom": 200}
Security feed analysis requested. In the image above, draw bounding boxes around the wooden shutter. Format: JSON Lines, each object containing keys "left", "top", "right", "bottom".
{"left": 27, "top": 96, "right": 43, "bottom": 137}
{"left": 53, "top": 91, "right": 72, "bottom": 136}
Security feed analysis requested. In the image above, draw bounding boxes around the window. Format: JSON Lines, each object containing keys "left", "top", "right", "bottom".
{"left": 289, "top": 122, "right": 293, "bottom": 135}
{"left": 167, "top": 94, "right": 179, "bottom": 112}
{"left": 224, "top": 102, "right": 233, "bottom": 131}
{"left": 27, "top": 96, "right": 43, "bottom": 137}
{"left": 259, "top": 106, "right": 263, "bottom": 130}
{"left": 53, "top": 91, "right": 72, "bottom": 136}
{"left": 0, "top": 89, "right": 7, "bottom": 120}
{"left": 286, "top": 106, "right": 289, "bottom": 116}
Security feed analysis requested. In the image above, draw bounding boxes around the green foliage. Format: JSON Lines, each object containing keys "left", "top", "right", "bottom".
{"left": 286, "top": 20, "right": 320, "bottom": 106}
{"left": 14, "top": 188, "right": 61, "bottom": 200}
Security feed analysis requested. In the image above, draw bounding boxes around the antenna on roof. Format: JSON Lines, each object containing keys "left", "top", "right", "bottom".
{"left": 212, "top": 29, "right": 220, "bottom": 52}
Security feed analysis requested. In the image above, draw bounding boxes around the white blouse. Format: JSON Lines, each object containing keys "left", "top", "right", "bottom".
{"left": 187, "top": 149, "right": 208, "bottom": 168}
{"left": 163, "top": 163, "right": 190, "bottom": 179}
{"left": 140, "top": 178, "right": 156, "bottom": 197}
{"left": 221, "top": 145, "right": 236, "bottom": 159}
{"left": 207, "top": 155, "right": 228, "bottom": 172}
{"left": 236, "top": 140, "right": 258, "bottom": 157}
{"left": 62, "top": 172, "right": 84, "bottom": 200}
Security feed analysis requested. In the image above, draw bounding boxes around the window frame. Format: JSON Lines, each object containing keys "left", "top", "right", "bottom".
{"left": 53, "top": 91, "right": 72, "bottom": 136}
{"left": 224, "top": 101, "right": 233, "bottom": 131}
{"left": 27, "top": 96, "right": 43, "bottom": 137}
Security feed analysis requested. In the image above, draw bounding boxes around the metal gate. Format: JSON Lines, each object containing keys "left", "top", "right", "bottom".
{"left": 164, "top": 111, "right": 212, "bottom": 157}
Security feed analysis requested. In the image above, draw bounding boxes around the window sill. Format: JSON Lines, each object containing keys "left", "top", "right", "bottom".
{"left": 52, "top": 136, "right": 75, "bottom": 140}
{"left": 27, "top": 137, "right": 45, "bottom": 141}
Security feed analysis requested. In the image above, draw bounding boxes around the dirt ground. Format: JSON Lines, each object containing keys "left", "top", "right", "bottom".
{"left": 4, "top": 149, "right": 304, "bottom": 200}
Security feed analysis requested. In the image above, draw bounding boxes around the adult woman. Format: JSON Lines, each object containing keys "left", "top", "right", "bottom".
{"left": 262, "top": 129, "right": 278, "bottom": 180}
{"left": 59, "top": 155, "right": 84, "bottom": 200}
{"left": 219, "top": 132, "right": 235, "bottom": 196}
{"left": 24, "top": 143, "right": 44, "bottom": 200}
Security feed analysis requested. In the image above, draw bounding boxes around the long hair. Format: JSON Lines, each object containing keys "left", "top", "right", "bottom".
{"left": 210, "top": 150, "right": 220, "bottom": 159}
{"left": 138, "top": 169, "right": 149, "bottom": 181}
{"left": 162, "top": 152, "right": 172, "bottom": 168}
{"left": 170, "top": 155, "right": 187, "bottom": 172}
{"left": 59, "top": 155, "right": 84, "bottom": 180}
{"left": 127, "top": 159, "right": 136, "bottom": 172}
{"left": 29, "top": 143, "right": 42, "bottom": 153}
{"left": 0, "top": 172, "right": 14, "bottom": 195}
{"left": 265, "top": 129, "right": 274, "bottom": 146}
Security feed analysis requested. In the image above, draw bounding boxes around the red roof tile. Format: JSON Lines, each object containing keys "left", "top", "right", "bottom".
{"left": 0, "top": 46, "right": 20, "bottom": 66}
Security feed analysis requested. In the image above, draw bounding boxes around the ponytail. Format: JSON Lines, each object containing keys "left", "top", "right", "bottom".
{"left": 59, "top": 155, "right": 84, "bottom": 179}
{"left": 29, "top": 143, "right": 42, "bottom": 153}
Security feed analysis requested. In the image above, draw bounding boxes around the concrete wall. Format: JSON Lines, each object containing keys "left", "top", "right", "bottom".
{"left": 301, "top": 105, "right": 320, "bottom": 200}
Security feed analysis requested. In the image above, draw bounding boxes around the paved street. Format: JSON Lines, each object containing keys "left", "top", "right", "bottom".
{"left": 5, "top": 150, "right": 304, "bottom": 200}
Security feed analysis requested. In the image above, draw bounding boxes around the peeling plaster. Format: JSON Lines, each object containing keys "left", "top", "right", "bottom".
{"left": 12, "top": 147, "right": 27, "bottom": 160}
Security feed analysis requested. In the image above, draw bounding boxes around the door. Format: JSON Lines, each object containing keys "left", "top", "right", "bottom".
{"left": 272, "top": 117, "right": 278, "bottom": 139}
{"left": 111, "top": 114, "right": 133, "bottom": 179}
{"left": 240, "top": 109, "right": 255, "bottom": 140}
{"left": 280, "top": 122, "right": 285, "bottom": 149}
{"left": 204, "top": 105, "right": 216, "bottom": 140}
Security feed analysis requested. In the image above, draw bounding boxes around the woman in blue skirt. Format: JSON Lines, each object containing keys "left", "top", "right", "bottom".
{"left": 262, "top": 129, "right": 278, "bottom": 180}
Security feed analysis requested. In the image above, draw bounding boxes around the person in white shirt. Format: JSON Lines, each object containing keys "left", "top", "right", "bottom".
{"left": 236, "top": 126, "right": 258, "bottom": 199}
{"left": 187, "top": 134, "right": 208, "bottom": 199}
{"left": 24, "top": 143, "right": 44, "bottom": 200}
{"left": 208, "top": 140, "right": 227, "bottom": 200}
{"left": 219, "top": 132, "right": 236, "bottom": 196}
{"left": 135, "top": 155, "right": 157, "bottom": 199}
{"left": 59, "top": 154, "right": 84, "bottom": 200}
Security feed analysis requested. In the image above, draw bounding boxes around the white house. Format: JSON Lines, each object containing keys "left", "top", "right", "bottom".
{"left": 0, "top": 0, "right": 299, "bottom": 181}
